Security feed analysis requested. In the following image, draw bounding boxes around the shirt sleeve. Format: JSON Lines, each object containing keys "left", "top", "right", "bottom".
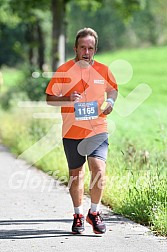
{"left": 45, "top": 70, "right": 64, "bottom": 96}
{"left": 105, "top": 67, "right": 118, "bottom": 92}
{"left": 45, "top": 60, "right": 74, "bottom": 96}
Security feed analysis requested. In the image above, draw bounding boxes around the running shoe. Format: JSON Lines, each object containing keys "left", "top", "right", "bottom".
{"left": 86, "top": 209, "right": 106, "bottom": 234}
{"left": 72, "top": 214, "right": 85, "bottom": 234}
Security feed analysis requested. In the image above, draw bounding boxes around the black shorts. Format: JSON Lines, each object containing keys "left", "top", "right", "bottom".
{"left": 63, "top": 133, "right": 109, "bottom": 169}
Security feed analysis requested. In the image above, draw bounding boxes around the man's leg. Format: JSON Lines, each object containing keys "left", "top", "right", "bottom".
{"left": 68, "top": 165, "right": 85, "bottom": 234}
{"left": 68, "top": 165, "right": 85, "bottom": 210}
{"left": 88, "top": 157, "right": 106, "bottom": 205}
{"left": 63, "top": 138, "right": 86, "bottom": 234}
{"left": 86, "top": 157, "right": 107, "bottom": 234}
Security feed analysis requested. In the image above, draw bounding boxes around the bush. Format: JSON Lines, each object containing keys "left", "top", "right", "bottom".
{"left": 0, "top": 66, "right": 50, "bottom": 110}
{"left": 0, "top": 86, "right": 29, "bottom": 110}
{"left": 18, "top": 66, "right": 50, "bottom": 101}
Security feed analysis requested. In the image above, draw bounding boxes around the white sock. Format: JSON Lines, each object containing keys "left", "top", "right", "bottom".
{"left": 74, "top": 205, "right": 83, "bottom": 215}
{"left": 90, "top": 202, "right": 100, "bottom": 213}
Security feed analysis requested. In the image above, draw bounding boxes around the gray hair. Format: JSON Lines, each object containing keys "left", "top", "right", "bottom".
{"left": 75, "top": 27, "right": 98, "bottom": 50}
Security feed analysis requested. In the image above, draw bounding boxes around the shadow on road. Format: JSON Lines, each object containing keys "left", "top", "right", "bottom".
{"left": 0, "top": 219, "right": 102, "bottom": 239}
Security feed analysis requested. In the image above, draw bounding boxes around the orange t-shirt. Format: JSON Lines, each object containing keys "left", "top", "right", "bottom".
{"left": 45, "top": 60, "right": 117, "bottom": 139}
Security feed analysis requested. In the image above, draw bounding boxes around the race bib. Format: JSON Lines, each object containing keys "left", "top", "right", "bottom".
{"left": 74, "top": 101, "right": 98, "bottom": 120}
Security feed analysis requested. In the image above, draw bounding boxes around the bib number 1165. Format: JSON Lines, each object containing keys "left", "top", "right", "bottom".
{"left": 74, "top": 101, "right": 98, "bottom": 120}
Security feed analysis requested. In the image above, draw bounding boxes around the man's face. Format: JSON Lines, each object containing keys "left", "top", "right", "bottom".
{"left": 74, "top": 35, "right": 96, "bottom": 64}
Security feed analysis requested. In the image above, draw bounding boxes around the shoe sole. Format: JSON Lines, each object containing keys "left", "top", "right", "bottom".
{"left": 72, "top": 230, "right": 84, "bottom": 235}
{"left": 86, "top": 216, "right": 106, "bottom": 234}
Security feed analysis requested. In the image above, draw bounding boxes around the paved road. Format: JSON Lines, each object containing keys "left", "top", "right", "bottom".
{"left": 0, "top": 144, "right": 166, "bottom": 252}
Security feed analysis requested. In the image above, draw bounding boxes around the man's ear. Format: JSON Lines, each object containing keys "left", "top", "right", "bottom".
{"left": 74, "top": 47, "right": 77, "bottom": 53}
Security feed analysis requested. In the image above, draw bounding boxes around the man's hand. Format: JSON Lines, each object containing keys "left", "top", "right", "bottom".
{"left": 101, "top": 97, "right": 115, "bottom": 115}
{"left": 70, "top": 91, "right": 82, "bottom": 102}
{"left": 103, "top": 103, "right": 113, "bottom": 115}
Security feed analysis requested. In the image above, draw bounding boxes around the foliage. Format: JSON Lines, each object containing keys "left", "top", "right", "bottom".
{"left": 66, "top": 1, "right": 126, "bottom": 53}
{"left": 17, "top": 66, "right": 49, "bottom": 101}
{"left": 1, "top": 0, "right": 167, "bottom": 67}
{"left": 113, "top": 0, "right": 146, "bottom": 19}
{"left": 0, "top": 23, "right": 26, "bottom": 66}
{"left": 0, "top": 0, "right": 50, "bottom": 69}
{"left": 66, "top": 0, "right": 167, "bottom": 54}
{"left": 0, "top": 86, "right": 28, "bottom": 110}
{"left": 0, "top": 66, "right": 49, "bottom": 110}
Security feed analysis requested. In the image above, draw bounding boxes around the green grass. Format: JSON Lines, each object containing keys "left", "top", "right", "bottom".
{"left": 96, "top": 46, "right": 167, "bottom": 102}
{"left": 0, "top": 65, "right": 24, "bottom": 92}
{"left": 0, "top": 46, "right": 167, "bottom": 236}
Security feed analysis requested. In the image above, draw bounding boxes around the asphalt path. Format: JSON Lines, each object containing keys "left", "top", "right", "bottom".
{"left": 0, "top": 144, "right": 166, "bottom": 252}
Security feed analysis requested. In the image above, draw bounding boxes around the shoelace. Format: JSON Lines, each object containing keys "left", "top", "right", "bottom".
{"left": 92, "top": 212, "right": 103, "bottom": 224}
{"left": 74, "top": 214, "right": 83, "bottom": 227}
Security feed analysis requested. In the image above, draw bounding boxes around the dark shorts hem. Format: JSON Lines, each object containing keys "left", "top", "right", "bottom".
{"left": 88, "top": 155, "right": 107, "bottom": 163}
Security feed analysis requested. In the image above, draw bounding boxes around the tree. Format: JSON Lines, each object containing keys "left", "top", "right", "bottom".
{"left": 2, "top": 0, "right": 164, "bottom": 70}
{"left": 51, "top": 0, "right": 66, "bottom": 71}
{"left": 0, "top": 0, "right": 49, "bottom": 70}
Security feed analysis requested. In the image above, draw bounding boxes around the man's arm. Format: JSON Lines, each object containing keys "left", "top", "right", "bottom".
{"left": 46, "top": 94, "right": 71, "bottom": 106}
{"left": 107, "top": 90, "right": 118, "bottom": 102}
{"left": 46, "top": 91, "right": 82, "bottom": 106}
{"left": 103, "top": 90, "right": 118, "bottom": 115}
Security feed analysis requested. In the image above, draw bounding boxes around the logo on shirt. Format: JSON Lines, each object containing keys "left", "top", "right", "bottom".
{"left": 94, "top": 79, "right": 104, "bottom": 84}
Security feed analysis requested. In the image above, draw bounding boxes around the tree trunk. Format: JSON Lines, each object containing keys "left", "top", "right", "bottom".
{"left": 37, "top": 21, "right": 45, "bottom": 70}
{"left": 51, "top": 0, "right": 65, "bottom": 71}
{"left": 25, "top": 23, "right": 35, "bottom": 66}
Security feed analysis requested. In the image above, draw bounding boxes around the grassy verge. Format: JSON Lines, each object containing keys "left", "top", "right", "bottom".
{"left": 0, "top": 46, "right": 167, "bottom": 236}
{"left": 0, "top": 65, "right": 24, "bottom": 92}
{"left": 0, "top": 106, "right": 166, "bottom": 236}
